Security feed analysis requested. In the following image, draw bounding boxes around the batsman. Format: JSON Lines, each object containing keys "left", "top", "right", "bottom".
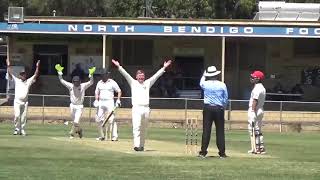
{"left": 55, "top": 64, "right": 95, "bottom": 139}
{"left": 94, "top": 70, "right": 122, "bottom": 141}
{"left": 248, "top": 70, "right": 266, "bottom": 154}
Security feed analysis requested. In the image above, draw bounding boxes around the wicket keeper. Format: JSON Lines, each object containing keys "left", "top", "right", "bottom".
{"left": 94, "top": 70, "right": 122, "bottom": 141}
{"left": 55, "top": 64, "right": 95, "bottom": 139}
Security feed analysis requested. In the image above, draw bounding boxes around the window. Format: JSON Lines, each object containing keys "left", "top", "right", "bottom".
{"left": 33, "top": 45, "right": 68, "bottom": 75}
{"left": 239, "top": 42, "right": 266, "bottom": 70}
{"left": 112, "top": 39, "right": 153, "bottom": 66}
{"left": 294, "top": 39, "right": 320, "bottom": 57}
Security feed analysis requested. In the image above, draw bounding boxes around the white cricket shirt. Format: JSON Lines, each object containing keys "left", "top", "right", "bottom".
{"left": 59, "top": 75, "right": 93, "bottom": 105}
{"left": 95, "top": 79, "right": 121, "bottom": 100}
{"left": 249, "top": 83, "right": 266, "bottom": 110}
{"left": 118, "top": 66, "right": 165, "bottom": 106}
{"left": 12, "top": 75, "right": 36, "bottom": 104}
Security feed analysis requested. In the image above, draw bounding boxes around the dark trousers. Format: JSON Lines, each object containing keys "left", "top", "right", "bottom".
{"left": 200, "top": 104, "right": 226, "bottom": 156}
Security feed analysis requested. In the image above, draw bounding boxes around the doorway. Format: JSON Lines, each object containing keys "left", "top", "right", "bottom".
{"left": 174, "top": 56, "right": 204, "bottom": 90}
{"left": 33, "top": 45, "right": 68, "bottom": 75}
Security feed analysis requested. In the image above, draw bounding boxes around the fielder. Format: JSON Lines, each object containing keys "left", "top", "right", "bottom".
{"left": 6, "top": 58, "right": 40, "bottom": 136}
{"left": 112, "top": 59, "right": 172, "bottom": 151}
{"left": 55, "top": 64, "right": 95, "bottom": 139}
{"left": 248, "top": 70, "right": 266, "bottom": 154}
{"left": 94, "top": 70, "right": 122, "bottom": 141}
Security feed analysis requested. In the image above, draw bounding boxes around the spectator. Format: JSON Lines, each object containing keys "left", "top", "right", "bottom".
{"left": 291, "top": 84, "right": 304, "bottom": 94}
{"left": 164, "top": 71, "right": 177, "bottom": 97}
{"left": 71, "top": 63, "right": 85, "bottom": 81}
{"left": 273, "top": 82, "right": 285, "bottom": 93}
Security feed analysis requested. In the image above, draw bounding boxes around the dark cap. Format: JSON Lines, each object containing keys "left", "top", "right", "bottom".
{"left": 19, "top": 69, "right": 26, "bottom": 75}
{"left": 72, "top": 76, "right": 80, "bottom": 82}
{"left": 102, "top": 69, "right": 111, "bottom": 75}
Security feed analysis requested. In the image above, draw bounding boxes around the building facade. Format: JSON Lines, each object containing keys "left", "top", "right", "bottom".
{"left": 0, "top": 17, "right": 319, "bottom": 101}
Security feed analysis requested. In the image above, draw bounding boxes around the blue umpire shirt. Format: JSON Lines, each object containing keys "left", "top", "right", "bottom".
{"left": 200, "top": 75, "right": 228, "bottom": 108}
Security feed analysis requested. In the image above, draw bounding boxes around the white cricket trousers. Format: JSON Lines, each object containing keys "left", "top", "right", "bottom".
{"left": 132, "top": 105, "right": 150, "bottom": 148}
{"left": 248, "top": 109, "right": 265, "bottom": 148}
{"left": 96, "top": 100, "right": 117, "bottom": 140}
{"left": 70, "top": 104, "right": 83, "bottom": 124}
{"left": 13, "top": 101, "right": 28, "bottom": 131}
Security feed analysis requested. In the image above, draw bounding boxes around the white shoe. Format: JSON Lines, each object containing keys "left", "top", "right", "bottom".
{"left": 96, "top": 137, "right": 105, "bottom": 141}
{"left": 21, "top": 130, "right": 26, "bottom": 136}
{"left": 69, "top": 135, "right": 74, "bottom": 139}
{"left": 13, "top": 129, "right": 19, "bottom": 135}
{"left": 259, "top": 148, "right": 266, "bottom": 154}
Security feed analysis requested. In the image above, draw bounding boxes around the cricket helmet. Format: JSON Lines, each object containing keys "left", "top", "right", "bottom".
{"left": 250, "top": 70, "right": 265, "bottom": 80}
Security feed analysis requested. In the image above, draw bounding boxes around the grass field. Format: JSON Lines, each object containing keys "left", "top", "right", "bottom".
{"left": 0, "top": 123, "right": 319, "bottom": 180}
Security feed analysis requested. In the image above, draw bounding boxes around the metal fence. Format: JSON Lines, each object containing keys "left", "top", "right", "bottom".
{"left": 0, "top": 93, "right": 319, "bottom": 131}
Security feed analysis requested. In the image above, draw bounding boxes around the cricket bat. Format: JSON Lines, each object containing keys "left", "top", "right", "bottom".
{"left": 102, "top": 106, "right": 117, "bottom": 127}
{"left": 251, "top": 121, "right": 256, "bottom": 153}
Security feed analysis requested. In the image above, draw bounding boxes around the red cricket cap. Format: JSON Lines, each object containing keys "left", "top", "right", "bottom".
{"left": 251, "top": 70, "right": 265, "bottom": 80}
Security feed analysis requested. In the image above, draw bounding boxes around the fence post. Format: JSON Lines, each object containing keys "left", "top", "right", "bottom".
{"left": 184, "top": 98, "right": 188, "bottom": 127}
{"left": 227, "top": 100, "right": 232, "bottom": 130}
{"left": 279, "top": 101, "right": 283, "bottom": 132}
{"left": 42, "top": 95, "right": 45, "bottom": 124}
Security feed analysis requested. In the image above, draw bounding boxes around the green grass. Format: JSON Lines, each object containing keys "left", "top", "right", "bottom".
{"left": 0, "top": 123, "right": 319, "bottom": 180}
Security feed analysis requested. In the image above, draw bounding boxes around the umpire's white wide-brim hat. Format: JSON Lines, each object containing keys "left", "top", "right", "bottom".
{"left": 204, "top": 66, "right": 221, "bottom": 77}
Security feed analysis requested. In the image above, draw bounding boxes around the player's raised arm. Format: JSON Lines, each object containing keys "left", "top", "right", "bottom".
{"left": 55, "top": 64, "right": 72, "bottom": 89}
{"left": 6, "top": 58, "right": 13, "bottom": 78}
{"left": 82, "top": 67, "right": 95, "bottom": 90}
{"left": 112, "top": 59, "right": 134, "bottom": 85}
{"left": 33, "top": 60, "right": 40, "bottom": 77}
{"left": 28, "top": 60, "right": 41, "bottom": 84}
{"left": 148, "top": 60, "right": 172, "bottom": 86}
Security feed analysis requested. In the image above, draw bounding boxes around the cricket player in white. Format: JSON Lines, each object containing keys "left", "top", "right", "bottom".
{"left": 94, "top": 70, "right": 122, "bottom": 141}
{"left": 112, "top": 59, "right": 172, "bottom": 151}
{"left": 55, "top": 64, "right": 95, "bottom": 139}
{"left": 248, "top": 70, "right": 266, "bottom": 154}
{"left": 6, "top": 58, "right": 40, "bottom": 136}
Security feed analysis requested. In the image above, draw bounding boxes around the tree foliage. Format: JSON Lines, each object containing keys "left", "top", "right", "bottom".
{"left": 0, "top": 0, "right": 319, "bottom": 20}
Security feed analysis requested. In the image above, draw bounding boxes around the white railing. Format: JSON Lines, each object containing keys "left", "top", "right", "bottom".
{"left": 0, "top": 93, "right": 319, "bottom": 132}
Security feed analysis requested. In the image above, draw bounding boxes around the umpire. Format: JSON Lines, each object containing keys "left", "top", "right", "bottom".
{"left": 198, "top": 66, "right": 228, "bottom": 158}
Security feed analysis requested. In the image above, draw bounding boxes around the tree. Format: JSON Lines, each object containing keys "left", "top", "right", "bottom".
{"left": 233, "top": 0, "right": 256, "bottom": 19}
{"left": 109, "top": 0, "right": 144, "bottom": 17}
{"left": 0, "top": 0, "right": 9, "bottom": 21}
{"left": 7, "top": 0, "right": 320, "bottom": 19}
{"left": 152, "top": 0, "right": 214, "bottom": 18}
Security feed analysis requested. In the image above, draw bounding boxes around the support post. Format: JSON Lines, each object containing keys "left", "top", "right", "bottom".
{"left": 280, "top": 101, "right": 283, "bottom": 132}
{"left": 6, "top": 36, "right": 10, "bottom": 99}
{"left": 102, "top": 35, "right": 107, "bottom": 69}
{"left": 221, "top": 36, "right": 226, "bottom": 83}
